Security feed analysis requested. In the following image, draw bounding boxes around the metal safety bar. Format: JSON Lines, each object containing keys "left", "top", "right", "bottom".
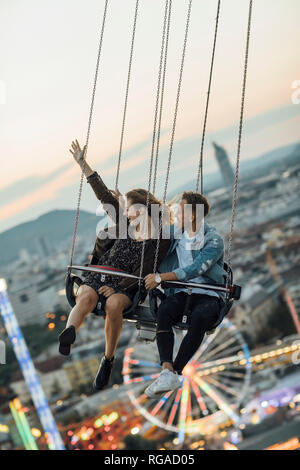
{"left": 67, "top": 265, "right": 241, "bottom": 299}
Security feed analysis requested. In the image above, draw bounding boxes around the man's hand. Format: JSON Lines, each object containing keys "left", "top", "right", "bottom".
{"left": 69, "top": 139, "right": 86, "bottom": 164}
{"left": 144, "top": 274, "right": 159, "bottom": 291}
{"left": 98, "top": 286, "right": 115, "bottom": 297}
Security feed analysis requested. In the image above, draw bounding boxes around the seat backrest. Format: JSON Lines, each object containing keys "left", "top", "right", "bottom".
{"left": 210, "top": 298, "right": 234, "bottom": 330}
{"left": 223, "top": 262, "right": 233, "bottom": 286}
{"left": 66, "top": 272, "right": 143, "bottom": 318}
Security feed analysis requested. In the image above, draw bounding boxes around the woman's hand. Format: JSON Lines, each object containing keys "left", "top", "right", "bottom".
{"left": 144, "top": 274, "right": 159, "bottom": 291}
{"left": 98, "top": 285, "right": 115, "bottom": 298}
{"left": 69, "top": 140, "right": 86, "bottom": 164}
{"left": 109, "top": 189, "right": 125, "bottom": 209}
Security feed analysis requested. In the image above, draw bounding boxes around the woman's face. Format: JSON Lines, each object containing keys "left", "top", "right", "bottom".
{"left": 126, "top": 197, "right": 151, "bottom": 233}
{"left": 126, "top": 197, "right": 141, "bottom": 224}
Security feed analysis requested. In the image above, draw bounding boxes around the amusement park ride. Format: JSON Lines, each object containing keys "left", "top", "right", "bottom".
{"left": 63, "top": 0, "right": 253, "bottom": 444}
{"left": 0, "top": 0, "right": 299, "bottom": 450}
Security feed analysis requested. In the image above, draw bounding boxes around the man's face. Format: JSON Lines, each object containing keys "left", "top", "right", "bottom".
{"left": 176, "top": 198, "right": 193, "bottom": 229}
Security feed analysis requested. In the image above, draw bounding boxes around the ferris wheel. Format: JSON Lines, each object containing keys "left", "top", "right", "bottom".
{"left": 122, "top": 319, "right": 252, "bottom": 439}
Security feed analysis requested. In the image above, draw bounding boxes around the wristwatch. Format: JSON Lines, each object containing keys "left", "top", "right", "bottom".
{"left": 155, "top": 273, "right": 162, "bottom": 284}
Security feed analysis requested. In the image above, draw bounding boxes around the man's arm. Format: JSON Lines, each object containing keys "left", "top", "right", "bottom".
{"left": 173, "top": 234, "right": 224, "bottom": 282}
{"left": 144, "top": 233, "right": 224, "bottom": 290}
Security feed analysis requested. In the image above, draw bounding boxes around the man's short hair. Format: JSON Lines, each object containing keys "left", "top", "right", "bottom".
{"left": 182, "top": 191, "right": 210, "bottom": 217}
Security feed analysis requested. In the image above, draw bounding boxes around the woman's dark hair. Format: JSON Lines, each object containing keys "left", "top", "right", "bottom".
{"left": 182, "top": 191, "right": 210, "bottom": 217}
{"left": 125, "top": 188, "right": 172, "bottom": 231}
{"left": 125, "top": 188, "right": 161, "bottom": 216}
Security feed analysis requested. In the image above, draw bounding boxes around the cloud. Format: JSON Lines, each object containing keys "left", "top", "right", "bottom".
{"left": 1, "top": 102, "right": 299, "bottom": 232}
{"left": 0, "top": 162, "right": 72, "bottom": 208}
{"left": 0, "top": 165, "right": 77, "bottom": 223}
{"left": 209, "top": 103, "right": 300, "bottom": 144}
{"left": 0, "top": 134, "right": 157, "bottom": 228}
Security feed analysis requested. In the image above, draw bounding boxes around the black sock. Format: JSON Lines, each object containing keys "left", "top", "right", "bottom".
{"left": 104, "top": 355, "right": 114, "bottom": 362}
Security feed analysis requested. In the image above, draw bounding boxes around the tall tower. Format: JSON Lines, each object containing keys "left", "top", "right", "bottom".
{"left": 213, "top": 142, "right": 234, "bottom": 188}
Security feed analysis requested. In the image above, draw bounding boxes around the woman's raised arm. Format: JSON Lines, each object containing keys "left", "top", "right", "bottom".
{"left": 69, "top": 139, "right": 123, "bottom": 225}
{"left": 69, "top": 140, "right": 94, "bottom": 178}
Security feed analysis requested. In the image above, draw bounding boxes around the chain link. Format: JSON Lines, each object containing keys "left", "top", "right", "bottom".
{"left": 115, "top": 0, "right": 139, "bottom": 191}
{"left": 152, "top": 0, "right": 172, "bottom": 196}
{"left": 195, "top": 0, "right": 221, "bottom": 194}
{"left": 69, "top": 0, "right": 109, "bottom": 268}
{"left": 138, "top": 0, "right": 171, "bottom": 283}
{"left": 153, "top": 0, "right": 193, "bottom": 274}
{"left": 226, "top": 0, "right": 253, "bottom": 287}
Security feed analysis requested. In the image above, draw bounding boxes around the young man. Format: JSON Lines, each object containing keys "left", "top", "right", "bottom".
{"left": 144, "top": 191, "right": 227, "bottom": 398}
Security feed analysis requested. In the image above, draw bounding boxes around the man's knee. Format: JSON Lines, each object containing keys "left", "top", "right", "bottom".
{"left": 157, "top": 296, "right": 179, "bottom": 318}
{"left": 191, "top": 302, "right": 220, "bottom": 328}
{"left": 157, "top": 297, "right": 180, "bottom": 330}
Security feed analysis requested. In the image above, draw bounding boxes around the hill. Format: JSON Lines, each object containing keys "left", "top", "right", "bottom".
{"left": 0, "top": 209, "right": 100, "bottom": 266}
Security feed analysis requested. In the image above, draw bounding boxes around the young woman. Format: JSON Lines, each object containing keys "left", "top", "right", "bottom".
{"left": 58, "top": 140, "right": 170, "bottom": 390}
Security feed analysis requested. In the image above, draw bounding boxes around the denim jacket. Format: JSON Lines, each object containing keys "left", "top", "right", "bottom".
{"left": 158, "top": 222, "right": 227, "bottom": 295}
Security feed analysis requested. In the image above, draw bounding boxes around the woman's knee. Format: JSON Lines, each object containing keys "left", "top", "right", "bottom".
{"left": 105, "top": 295, "right": 129, "bottom": 318}
{"left": 76, "top": 287, "right": 98, "bottom": 311}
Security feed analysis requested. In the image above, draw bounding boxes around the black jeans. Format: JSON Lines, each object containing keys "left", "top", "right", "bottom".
{"left": 156, "top": 292, "right": 221, "bottom": 374}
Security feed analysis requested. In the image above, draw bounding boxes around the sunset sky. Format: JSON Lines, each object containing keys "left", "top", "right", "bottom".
{"left": 0, "top": 0, "right": 300, "bottom": 233}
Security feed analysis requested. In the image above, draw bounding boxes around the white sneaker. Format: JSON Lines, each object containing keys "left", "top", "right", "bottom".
{"left": 145, "top": 369, "right": 181, "bottom": 398}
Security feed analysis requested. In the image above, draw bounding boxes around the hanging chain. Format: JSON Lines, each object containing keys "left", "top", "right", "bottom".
{"left": 138, "top": 0, "right": 171, "bottom": 283}
{"left": 152, "top": 0, "right": 172, "bottom": 196}
{"left": 69, "top": 0, "right": 109, "bottom": 268}
{"left": 115, "top": 0, "right": 139, "bottom": 191}
{"left": 195, "top": 0, "right": 221, "bottom": 193}
{"left": 226, "top": 0, "right": 253, "bottom": 286}
{"left": 153, "top": 0, "right": 193, "bottom": 274}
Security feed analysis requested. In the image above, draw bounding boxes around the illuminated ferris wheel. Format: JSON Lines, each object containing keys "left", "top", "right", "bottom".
{"left": 122, "top": 319, "right": 252, "bottom": 438}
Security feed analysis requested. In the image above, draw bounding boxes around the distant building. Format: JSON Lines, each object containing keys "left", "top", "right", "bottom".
{"left": 63, "top": 355, "right": 100, "bottom": 390}
{"left": 8, "top": 282, "right": 45, "bottom": 326}
{"left": 18, "top": 249, "right": 31, "bottom": 265}
{"left": 35, "top": 236, "right": 51, "bottom": 258}
{"left": 234, "top": 284, "right": 279, "bottom": 341}
{"left": 213, "top": 142, "right": 234, "bottom": 188}
{"left": 10, "top": 356, "right": 71, "bottom": 403}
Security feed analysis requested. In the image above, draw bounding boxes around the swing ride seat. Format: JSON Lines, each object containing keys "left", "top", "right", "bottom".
{"left": 65, "top": 266, "right": 158, "bottom": 341}
{"left": 65, "top": 263, "right": 241, "bottom": 342}
{"left": 65, "top": 265, "right": 143, "bottom": 320}
{"left": 64, "top": 0, "right": 251, "bottom": 345}
{"left": 149, "top": 263, "right": 240, "bottom": 335}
